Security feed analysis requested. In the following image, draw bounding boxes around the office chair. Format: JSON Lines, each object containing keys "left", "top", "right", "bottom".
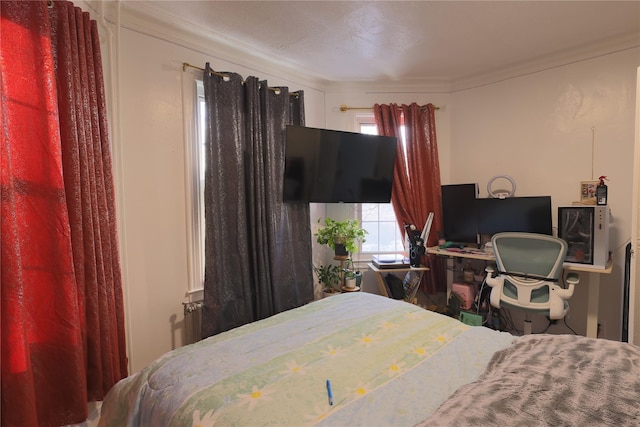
{"left": 485, "top": 232, "right": 579, "bottom": 335}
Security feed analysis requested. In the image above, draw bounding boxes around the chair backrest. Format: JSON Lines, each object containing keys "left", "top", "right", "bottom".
{"left": 488, "top": 232, "right": 574, "bottom": 323}
{"left": 492, "top": 232, "right": 567, "bottom": 284}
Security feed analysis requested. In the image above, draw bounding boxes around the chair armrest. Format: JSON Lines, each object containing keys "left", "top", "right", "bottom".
{"left": 552, "top": 273, "right": 579, "bottom": 300}
{"left": 553, "top": 283, "right": 575, "bottom": 300}
{"left": 566, "top": 272, "right": 580, "bottom": 286}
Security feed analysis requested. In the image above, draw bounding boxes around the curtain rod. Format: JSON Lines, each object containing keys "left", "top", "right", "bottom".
{"left": 182, "top": 62, "right": 298, "bottom": 97}
{"left": 183, "top": 62, "right": 230, "bottom": 81}
{"left": 339, "top": 104, "right": 439, "bottom": 112}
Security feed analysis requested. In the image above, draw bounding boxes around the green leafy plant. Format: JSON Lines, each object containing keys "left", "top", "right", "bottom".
{"left": 315, "top": 218, "right": 367, "bottom": 255}
{"left": 313, "top": 264, "right": 342, "bottom": 292}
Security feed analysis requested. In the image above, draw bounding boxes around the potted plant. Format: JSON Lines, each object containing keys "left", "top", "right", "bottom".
{"left": 342, "top": 258, "right": 361, "bottom": 290}
{"left": 315, "top": 217, "right": 367, "bottom": 259}
{"left": 343, "top": 269, "right": 357, "bottom": 290}
{"left": 313, "top": 264, "right": 342, "bottom": 295}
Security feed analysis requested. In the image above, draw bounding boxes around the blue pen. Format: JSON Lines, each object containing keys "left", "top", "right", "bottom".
{"left": 326, "top": 379, "right": 333, "bottom": 405}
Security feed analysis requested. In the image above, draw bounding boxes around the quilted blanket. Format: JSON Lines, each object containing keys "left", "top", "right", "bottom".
{"left": 418, "top": 334, "right": 640, "bottom": 426}
{"left": 98, "top": 293, "right": 514, "bottom": 426}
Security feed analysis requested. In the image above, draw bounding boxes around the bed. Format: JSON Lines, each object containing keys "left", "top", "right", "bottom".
{"left": 98, "top": 292, "right": 640, "bottom": 426}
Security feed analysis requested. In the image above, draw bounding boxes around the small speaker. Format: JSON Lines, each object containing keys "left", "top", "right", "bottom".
{"left": 409, "top": 243, "right": 425, "bottom": 267}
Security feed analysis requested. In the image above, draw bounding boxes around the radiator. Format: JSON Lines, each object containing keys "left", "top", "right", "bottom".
{"left": 183, "top": 301, "right": 203, "bottom": 345}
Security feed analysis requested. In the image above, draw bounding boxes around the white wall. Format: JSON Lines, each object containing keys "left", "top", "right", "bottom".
{"left": 450, "top": 49, "right": 640, "bottom": 338}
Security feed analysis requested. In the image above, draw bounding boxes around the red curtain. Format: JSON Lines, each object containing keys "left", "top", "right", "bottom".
{"left": 374, "top": 103, "right": 446, "bottom": 294}
{"left": 1, "top": 1, "right": 127, "bottom": 426}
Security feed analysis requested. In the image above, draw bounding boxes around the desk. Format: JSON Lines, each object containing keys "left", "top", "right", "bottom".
{"left": 427, "top": 247, "right": 613, "bottom": 338}
{"left": 367, "top": 263, "right": 430, "bottom": 303}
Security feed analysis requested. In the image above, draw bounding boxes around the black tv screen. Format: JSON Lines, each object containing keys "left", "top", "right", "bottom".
{"left": 441, "top": 184, "right": 479, "bottom": 245}
{"left": 475, "top": 196, "right": 553, "bottom": 237}
{"left": 283, "top": 126, "right": 398, "bottom": 203}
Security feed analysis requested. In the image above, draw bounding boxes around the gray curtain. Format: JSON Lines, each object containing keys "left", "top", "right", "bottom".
{"left": 201, "top": 63, "right": 313, "bottom": 338}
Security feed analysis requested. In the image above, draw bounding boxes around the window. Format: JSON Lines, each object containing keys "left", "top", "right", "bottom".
{"left": 183, "top": 76, "right": 206, "bottom": 297}
{"left": 195, "top": 82, "right": 206, "bottom": 276}
{"left": 357, "top": 116, "right": 404, "bottom": 255}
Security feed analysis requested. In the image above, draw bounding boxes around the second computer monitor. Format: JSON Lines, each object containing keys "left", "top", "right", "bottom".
{"left": 441, "top": 184, "right": 478, "bottom": 245}
{"left": 475, "top": 196, "right": 553, "bottom": 238}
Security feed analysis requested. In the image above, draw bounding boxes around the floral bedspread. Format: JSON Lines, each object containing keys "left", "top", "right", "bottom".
{"left": 98, "top": 293, "right": 514, "bottom": 427}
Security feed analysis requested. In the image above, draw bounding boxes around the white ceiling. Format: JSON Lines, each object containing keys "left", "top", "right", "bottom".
{"left": 122, "top": 1, "right": 640, "bottom": 90}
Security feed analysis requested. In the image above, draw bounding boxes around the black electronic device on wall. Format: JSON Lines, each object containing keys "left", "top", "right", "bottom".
{"left": 283, "top": 125, "right": 398, "bottom": 203}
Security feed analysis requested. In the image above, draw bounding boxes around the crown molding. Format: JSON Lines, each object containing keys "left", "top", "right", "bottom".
{"left": 449, "top": 33, "right": 640, "bottom": 93}
{"left": 100, "top": 1, "right": 330, "bottom": 92}
{"left": 100, "top": 2, "right": 640, "bottom": 94}
{"left": 322, "top": 79, "right": 454, "bottom": 94}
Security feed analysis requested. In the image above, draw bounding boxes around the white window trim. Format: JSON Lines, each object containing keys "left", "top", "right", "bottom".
{"left": 181, "top": 72, "right": 204, "bottom": 303}
{"left": 355, "top": 114, "right": 405, "bottom": 256}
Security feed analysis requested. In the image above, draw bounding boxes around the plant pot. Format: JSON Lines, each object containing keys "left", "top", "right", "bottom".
{"left": 344, "top": 277, "right": 356, "bottom": 289}
{"left": 333, "top": 236, "right": 349, "bottom": 258}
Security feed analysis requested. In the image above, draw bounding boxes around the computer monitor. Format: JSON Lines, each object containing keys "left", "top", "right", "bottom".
{"left": 475, "top": 196, "right": 553, "bottom": 238}
{"left": 441, "top": 184, "right": 478, "bottom": 245}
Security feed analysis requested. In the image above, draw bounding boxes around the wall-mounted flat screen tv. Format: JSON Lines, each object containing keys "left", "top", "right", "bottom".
{"left": 283, "top": 125, "right": 398, "bottom": 203}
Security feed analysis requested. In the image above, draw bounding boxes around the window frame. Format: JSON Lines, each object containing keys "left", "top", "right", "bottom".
{"left": 355, "top": 114, "right": 405, "bottom": 256}
{"left": 182, "top": 73, "right": 205, "bottom": 301}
